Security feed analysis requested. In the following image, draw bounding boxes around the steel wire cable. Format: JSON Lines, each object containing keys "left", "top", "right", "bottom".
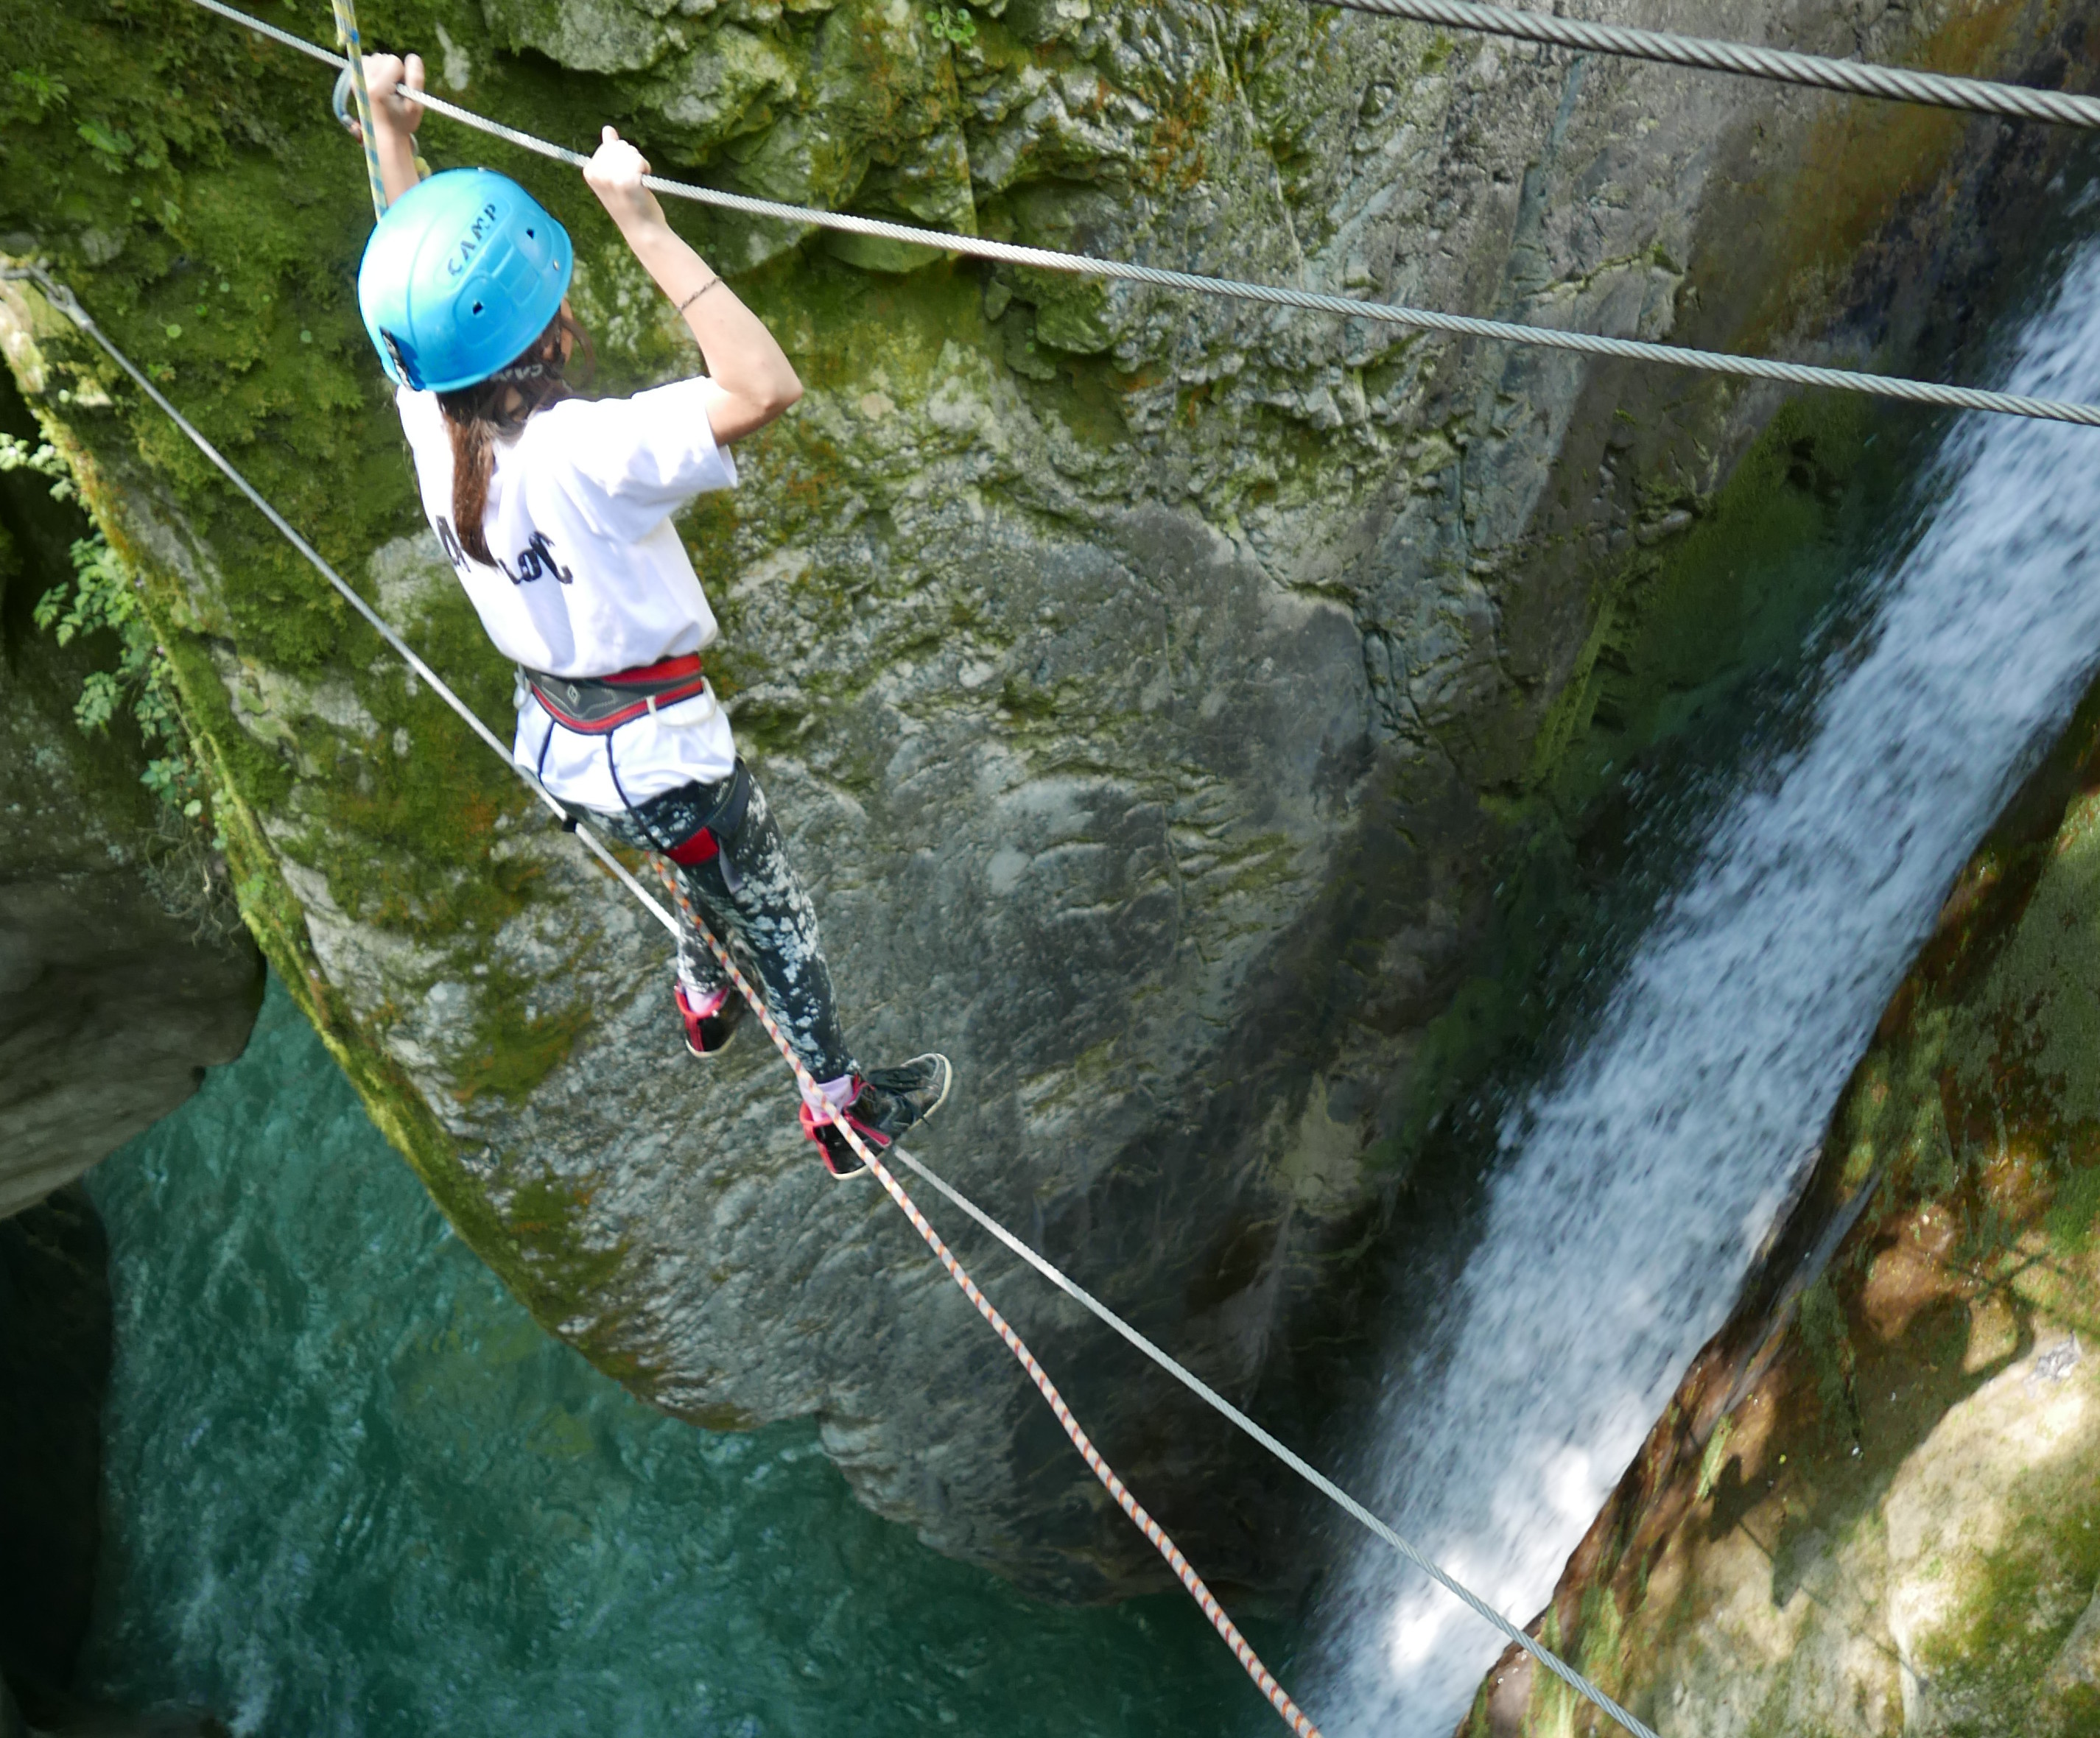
{"left": 1308, "top": 0, "right": 2100, "bottom": 129}
{"left": 639, "top": 858, "right": 1324, "bottom": 1737}
{"left": 183, "top": 0, "right": 2100, "bottom": 427}
{"left": 1, "top": 251, "right": 1672, "bottom": 1738}
{"left": 1, "top": 261, "right": 1319, "bottom": 1737}
{"left": 891, "top": 1145, "right": 1665, "bottom": 1738}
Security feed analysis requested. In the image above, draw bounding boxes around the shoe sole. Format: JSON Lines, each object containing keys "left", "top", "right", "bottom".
{"left": 681, "top": 1001, "right": 748, "bottom": 1060}
{"left": 826, "top": 1055, "right": 954, "bottom": 1182}
{"left": 899, "top": 1052, "right": 954, "bottom": 1125}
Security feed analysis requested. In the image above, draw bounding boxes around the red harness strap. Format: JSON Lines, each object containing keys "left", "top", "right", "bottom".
{"left": 524, "top": 652, "right": 709, "bottom": 733}
{"left": 668, "top": 826, "right": 720, "bottom": 865}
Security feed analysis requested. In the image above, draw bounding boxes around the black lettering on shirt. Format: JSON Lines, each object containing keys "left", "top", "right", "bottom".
{"left": 432, "top": 518, "right": 576, "bottom": 588}
{"left": 432, "top": 514, "right": 468, "bottom": 572}
{"left": 512, "top": 530, "right": 575, "bottom": 586}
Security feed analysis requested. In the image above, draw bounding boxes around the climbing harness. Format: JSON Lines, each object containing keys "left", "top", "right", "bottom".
{"left": 520, "top": 655, "right": 711, "bottom": 733}
{"left": 1308, "top": 0, "right": 2100, "bottom": 130}
{"left": 183, "top": 0, "right": 2100, "bottom": 427}
{"left": 47, "top": 0, "right": 2077, "bottom": 1717}
{"left": 1, "top": 253, "right": 1680, "bottom": 1738}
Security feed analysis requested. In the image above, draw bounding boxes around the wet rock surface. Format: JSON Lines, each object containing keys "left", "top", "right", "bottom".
{"left": 1462, "top": 672, "right": 2100, "bottom": 1738}
{"left": 2, "top": 0, "right": 2092, "bottom": 1595}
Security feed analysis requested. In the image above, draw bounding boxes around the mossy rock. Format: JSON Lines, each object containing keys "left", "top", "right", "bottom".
{"left": 3, "top": 0, "right": 2080, "bottom": 1601}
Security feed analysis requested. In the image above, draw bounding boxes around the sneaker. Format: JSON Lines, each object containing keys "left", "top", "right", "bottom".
{"left": 675, "top": 982, "right": 746, "bottom": 1058}
{"left": 799, "top": 1055, "right": 954, "bottom": 1179}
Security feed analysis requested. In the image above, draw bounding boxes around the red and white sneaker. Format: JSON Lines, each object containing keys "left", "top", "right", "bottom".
{"left": 675, "top": 982, "right": 747, "bottom": 1058}
{"left": 799, "top": 1055, "right": 954, "bottom": 1179}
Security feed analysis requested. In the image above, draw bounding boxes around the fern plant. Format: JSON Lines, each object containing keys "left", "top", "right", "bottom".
{"left": 6, "top": 432, "right": 211, "bottom": 823}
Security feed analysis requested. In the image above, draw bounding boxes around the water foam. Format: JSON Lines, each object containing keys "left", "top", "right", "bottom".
{"left": 1313, "top": 239, "right": 2100, "bottom": 1734}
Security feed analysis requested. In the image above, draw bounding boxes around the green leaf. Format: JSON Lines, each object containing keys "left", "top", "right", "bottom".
{"left": 75, "top": 670, "right": 121, "bottom": 733}
{"left": 76, "top": 119, "right": 135, "bottom": 163}
{"left": 25, "top": 437, "right": 206, "bottom": 826}
{"left": 9, "top": 68, "right": 70, "bottom": 113}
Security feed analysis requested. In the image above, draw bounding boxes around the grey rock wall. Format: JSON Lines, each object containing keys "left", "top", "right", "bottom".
{"left": 2, "top": 0, "right": 2087, "bottom": 1599}
{"left": 0, "top": 371, "right": 262, "bottom": 1220}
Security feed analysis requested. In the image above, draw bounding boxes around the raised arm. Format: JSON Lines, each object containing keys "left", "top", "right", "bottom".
{"left": 354, "top": 54, "right": 426, "bottom": 207}
{"left": 583, "top": 127, "right": 803, "bottom": 446}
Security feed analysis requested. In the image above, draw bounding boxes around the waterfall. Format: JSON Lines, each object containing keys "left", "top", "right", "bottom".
{"left": 1311, "top": 237, "right": 2100, "bottom": 1736}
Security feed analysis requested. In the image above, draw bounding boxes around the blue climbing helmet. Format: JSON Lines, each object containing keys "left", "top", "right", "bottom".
{"left": 357, "top": 168, "right": 572, "bottom": 393}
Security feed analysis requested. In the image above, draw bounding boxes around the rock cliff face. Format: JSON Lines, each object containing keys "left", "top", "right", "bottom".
{"left": 3, "top": 0, "right": 2090, "bottom": 1594}
{"left": 0, "top": 368, "right": 261, "bottom": 1222}
{"left": 1463, "top": 678, "right": 2100, "bottom": 1737}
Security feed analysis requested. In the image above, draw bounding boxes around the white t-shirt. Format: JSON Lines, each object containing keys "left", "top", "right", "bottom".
{"left": 396, "top": 377, "right": 740, "bottom": 810}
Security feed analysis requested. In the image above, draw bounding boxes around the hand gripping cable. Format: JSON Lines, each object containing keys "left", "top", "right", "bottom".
{"left": 0, "top": 261, "right": 1327, "bottom": 1738}
{"left": 180, "top": 0, "right": 2100, "bottom": 428}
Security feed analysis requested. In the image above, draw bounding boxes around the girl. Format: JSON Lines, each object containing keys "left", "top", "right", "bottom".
{"left": 351, "top": 54, "right": 949, "bottom": 1178}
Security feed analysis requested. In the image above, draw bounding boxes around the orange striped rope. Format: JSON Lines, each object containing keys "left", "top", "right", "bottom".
{"left": 649, "top": 857, "right": 1322, "bottom": 1737}
{"left": 13, "top": 255, "right": 1655, "bottom": 1738}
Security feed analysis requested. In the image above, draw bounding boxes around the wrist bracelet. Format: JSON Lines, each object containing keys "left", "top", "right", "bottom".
{"left": 675, "top": 278, "right": 725, "bottom": 315}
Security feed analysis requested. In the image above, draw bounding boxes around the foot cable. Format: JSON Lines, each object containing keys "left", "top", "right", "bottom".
{"left": 4, "top": 254, "right": 1679, "bottom": 1737}
{"left": 1, "top": 258, "right": 1333, "bottom": 1738}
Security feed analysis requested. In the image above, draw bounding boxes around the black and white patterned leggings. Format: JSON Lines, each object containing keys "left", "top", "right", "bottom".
{"left": 593, "top": 769, "right": 857, "bottom": 1084}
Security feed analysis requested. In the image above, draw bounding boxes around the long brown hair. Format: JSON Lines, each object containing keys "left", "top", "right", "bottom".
{"left": 435, "top": 308, "right": 594, "bottom": 565}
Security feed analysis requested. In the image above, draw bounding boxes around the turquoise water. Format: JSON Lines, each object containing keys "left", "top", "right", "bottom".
{"left": 80, "top": 979, "right": 1268, "bottom": 1737}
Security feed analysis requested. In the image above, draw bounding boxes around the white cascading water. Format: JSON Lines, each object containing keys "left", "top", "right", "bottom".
{"left": 1312, "top": 237, "right": 2100, "bottom": 1737}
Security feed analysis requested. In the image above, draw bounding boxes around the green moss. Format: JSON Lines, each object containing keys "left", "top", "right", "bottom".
{"left": 1695, "top": 1412, "right": 1736, "bottom": 1503}
{"left": 451, "top": 968, "right": 595, "bottom": 1105}
{"left": 1916, "top": 1480, "right": 2100, "bottom": 1733}
{"left": 1535, "top": 393, "right": 1887, "bottom": 809}
{"left": 1797, "top": 1274, "right": 1856, "bottom": 1436}
{"left": 2049, "top": 1167, "right": 2100, "bottom": 1256}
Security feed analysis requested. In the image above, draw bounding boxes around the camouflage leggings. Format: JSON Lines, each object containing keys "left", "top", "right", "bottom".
{"left": 593, "top": 769, "right": 856, "bottom": 1083}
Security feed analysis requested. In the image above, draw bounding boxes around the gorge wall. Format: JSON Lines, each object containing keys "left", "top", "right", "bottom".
{"left": 1, "top": 345, "right": 259, "bottom": 1728}
{"left": 3, "top": 0, "right": 2091, "bottom": 1598}
{"left": 0, "top": 365, "right": 261, "bottom": 1220}
{"left": 1463, "top": 645, "right": 2100, "bottom": 1737}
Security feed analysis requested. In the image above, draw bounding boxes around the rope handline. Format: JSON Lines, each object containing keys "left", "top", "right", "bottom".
{"left": 642, "top": 862, "right": 1323, "bottom": 1737}
{"left": 1308, "top": 0, "right": 2100, "bottom": 130}
{"left": 3, "top": 255, "right": 1673, "bottom": 1738}
{"left": 0, "top": 261, "right": 1327, "bottom": 1738}
{"left": 329, "top": 0, "right": 389, "bottom": 218}
{"left": 889, "top": 1147, "right": 1665, "bottom": 1738}
{"left": 183, "top": 0, "right": 2100, "bottom": 428}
